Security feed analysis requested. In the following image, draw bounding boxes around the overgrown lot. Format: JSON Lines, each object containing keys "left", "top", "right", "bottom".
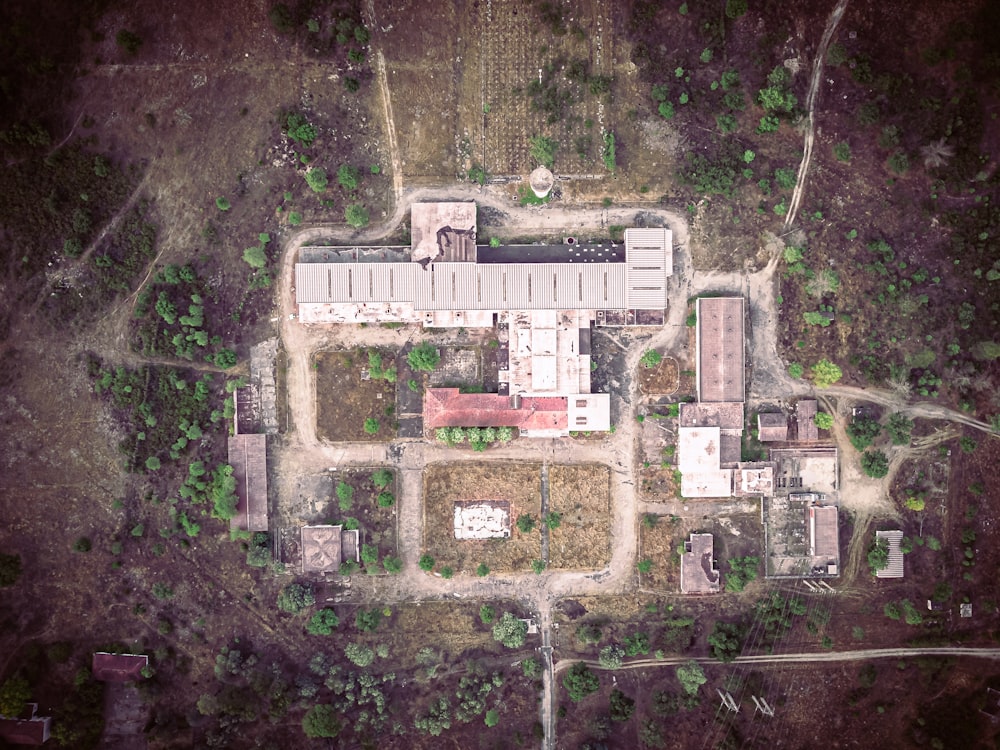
{"left": 547, "top": 464, "right": 611, "bottom": 570}
{"left": 315, "top": 349, "right": 398, "bottom": 442}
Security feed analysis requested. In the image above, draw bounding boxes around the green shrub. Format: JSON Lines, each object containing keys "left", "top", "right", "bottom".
{"left": 833, "top": 141, "right": 851, "bottom": 162}
{"left": 306, "top": 608, "right": 340, "bottom": 635}
{"left": 305, "top": 167, "right": 328, "bottom": 193}
{"left": 562, "top": 662, "right": 599, "bottom": 702}
{"left": 278, "top": 583, "right": 315, "bottom": 614}
{"left": 418, "top": 554, "right": 435, "bottom": 572}
{"left": 345, "top": 204, "right": 369, "bottom": 228}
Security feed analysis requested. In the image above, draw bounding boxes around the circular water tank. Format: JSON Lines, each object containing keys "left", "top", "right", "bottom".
{"left": 529, "top": 166, "right": 554, "bottom": 198}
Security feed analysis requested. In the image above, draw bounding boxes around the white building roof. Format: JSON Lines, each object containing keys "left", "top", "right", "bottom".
{"left": 681, "top": 470, "right": 734, "bottom": 498}
{"left": 678, "top": 427, "right": 724, "bottom": 473}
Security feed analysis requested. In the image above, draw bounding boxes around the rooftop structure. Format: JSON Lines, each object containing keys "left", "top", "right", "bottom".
{"left": 679, "top": 401, "right": 743, "bottom": 430}
{"left": 0, "top": 704, "right": 51, "bottom": 746}
{"left": 696, "top": 297, "right": 745, "bottom": 403}
{"left": 92, "top": 653, "right": 148, "bottom": 682}
{"left": 875, "top": 530, "right": 905, "bottom": 578}
{"left": 680, "top": 533, "right": 721, "bottom": 594}
{"left": 678, "top": 401, "right": 743, "bottom": 498}
{"left": 809, "top": 505, "right": 839, "bottom": 560}
{"left": 795, "top": 399, "right": 819, "bottom": 441}
{"left": 757, "top": 412, "right": 788, "bottom": 442}
{"left": 769, "top": 446, "right": 839, "bottom": 495}
{"left": 763, "top": 492, "right": 840, "bottom": 578}
{"left": 228, "top": 434, "right": 269, "bottom": 532}
{"left": 410, "top": 201, "right": 477, "bottom": 262}
{"left": 301, "top": 525, "right": 360, "bottom": 573}
{"left": 737, "top": 464, "right": 775, "bottom": 496}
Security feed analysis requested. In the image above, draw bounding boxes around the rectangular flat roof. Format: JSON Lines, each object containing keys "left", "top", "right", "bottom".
{"left": 680, "top": 533, "right": 721, "bottom": 594}
{"left": 681, "top": 470, "right": 733, "bottom": 498}
{"left": 680, "top": 401, "right": 744, "bottom": 430}
{"left": 228, "top": 434, "right": 268, "bottom": 532}
{"left": 696, "top": 297, "right": 745, "bottom": 402}
{"left": 678, "top": 426, "right": 724, "bottom": 472}
{"left": 809, "top": 505, "right": 839, "bottom": 559}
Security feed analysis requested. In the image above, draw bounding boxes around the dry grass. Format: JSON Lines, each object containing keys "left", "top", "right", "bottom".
{"left": 637, "top": 515, "right": 687, "bottom": 590}
{"left": 548, "top": 464, "right": 611, "bottom": 569}
{"left": 423, "top": 462, "right": 542, "bottom": 573}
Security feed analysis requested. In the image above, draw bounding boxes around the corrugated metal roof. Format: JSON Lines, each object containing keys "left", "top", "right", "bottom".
{"left": 875, "top": 530, "right": 905, "bottom": 578}
{"left": 625, "top": 228, "right": 671, "bottom": 309}
{"left": 295, "top": 263, "right": 416, "bottom": 304}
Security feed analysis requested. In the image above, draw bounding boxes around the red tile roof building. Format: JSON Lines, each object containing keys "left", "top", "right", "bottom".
{"left": 0, "top": 704, "right": 51, "bottom": 746}
{"left": 424, "top": 388, "right": 568, "bottom": 435}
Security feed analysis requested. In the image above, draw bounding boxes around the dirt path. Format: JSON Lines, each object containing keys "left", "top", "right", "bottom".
{"left": 783, "top": 0, "right": 850, "bottom": 230}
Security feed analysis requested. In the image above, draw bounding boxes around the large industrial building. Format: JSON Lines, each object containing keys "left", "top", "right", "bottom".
{"left": 294, "top": 202, "right": 672, "bottom": 436}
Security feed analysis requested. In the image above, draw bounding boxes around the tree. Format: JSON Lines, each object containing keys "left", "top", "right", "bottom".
{"left": 516, "top": 514, "right": 535, "bottom": 533}
{"left": 278, "top": 583, "right": 315, "bottom": 614}
{"left": 562, "top": 662, "right": 600, "bottom": 702}
{"left": 725, "top": 0, "right": 748, "bottom": 18}
{"left": 344, "top": 642, "right": 375, "bottom": 667}
{"left": 337, "top": 164, "right": 360, "bottom": 191}
{"left": 407, "top": 342, "right": 440, "bottom": 371}
{"left": 637, "top": 558, "right": 653, "bottom": 574}
{"left": 363, "top": 417, "right": 379, "bottom": 435}
{"left": 529, "top": 135, "right": 557, "bottom": 168}
{"left": 214, "top": 349, "right": 237, "bottom": 369}
{"left": 640, "top": 349, "right": 663, "bottom": 368}
{"left": 905, "top": 495, "right": 925, "bottom": 512}
{"left": 383, "top": 556, "right": 403, "bottom": 574}
{"left": 788, "top": 362, "right": 804, "bottom": 378}
{"left": 302, "top": 704, "right": 341, "bottom": 738}
{"left": 484, "top": 709, "right": 499, "bottom": 727}
{"left": 885, "top": 413, "right": 913, "bottom": 445}
{"left": 246, "top": 532, "right": 270, "bottom": 567}
{"left": 544, "top": 511, "right": 562, "bottom": 530}
{"left": 355, "top": 608, "right": 382, "bottom": 632}
{"left": 306, "top": 608, "right": 340, "bottom": 635}
{"left": 847, "top": 415, "right": 881, "bottom": 451}
{"left": 624, "top": 631, "right": 650, "bottom": 657}
{"left": 0, "top": 553, "right": 22, "bottom": 587}
{"left": 599, "top": 644, "right": 624, "bottom": 669}
{"left": 708, "top": 620, "right": 743, "bottom": 662}
{"left": 610, "top": 689, "right": 636, "bottom": 722}
{"left": 725, "top": 556, "right": 759, "bottom": 592}
{"left": 440, "top": 566, "right": 454, "bottom": 579}
{"left": 480, "top": 605, "right": 496, "bottom": 623}
{"left": 867, "top": 538, "right": 889, "bottom": 574}
{"left": 377, "top": 491, "right": 395, "bottom": 507}
{"left": 283, "top": 112, "right": 317, "bottom": 147}
{"left": 492, "top": 612, "right": 528, "bottom": 648}
{"left": 811, "top": 358, "right": 843, "bottom": 388}
{"left": 305, "top": 167, "right": 328, "bottom": 193}
{"left": 372, "top": 468, "right": 393, "bottom": 488}
{"left": 0, "top": 676, "right": 31, "bottom": 717}
{"left": 419, "top": 554, "right": 435, "bottom": 571}
{"left": 476, "top": 562, "right": 490, "bottom": 577}
{"left": 242, "top": 244, "right": 267, "bottom": 268}
{"left": 361, "top": 544, "right": 378, "bottom": 566}
{"left": 345, "top": 203, "right": 369, "bottom": 228}
{"left": 814, "top": 412, "right": 834, "bottom": 430}
{"left": 861, "top": 450, "right": 889, "bottom": 478}
{"left": 676, "top": 661, "right": 706, "bottom": 695}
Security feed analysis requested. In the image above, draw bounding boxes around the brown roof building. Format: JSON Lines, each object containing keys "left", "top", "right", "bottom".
{"left": 680, "top": 533, "right": 721, "bottom": 594}
{"left": 301, "top": 525, "right": 361, "bottom": 573}
{"left": 795, "top": 400, "right": 819, "bottom": 441}
{"left": 696, "top": 297, "right": 745, "bottom": 403}
{"left": 228, "top": 434, "right": 268, "bottom": 533}
{"left": 757, "top": 413, "right": 788, "bottom": 442}
{"left": 424, "top": 388, "right": 575, "bottom": 436}
{"left": 0, "top": 704, "right": 51, "bottom": 746}
{"left": 92, "top": 653, "right": 148, "bottom": 682}
{"left": 808, "top": 505, "right": 840, "bottom": 565}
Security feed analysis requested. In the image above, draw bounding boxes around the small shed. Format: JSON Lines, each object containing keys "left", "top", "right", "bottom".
{"left": 301, "top": 525, "right": 360, "bottom": 573}
{"left": 875, "top": 530, "right": 904, "bottom": 578}
{"left": 0, "top": 704, "right": 51, "bottom": 746}
{"left": 757, "top": 413, "right": 788, "bottom": 442}
{"left": 92, "top": 653, "right": 148, "bottom": 682}
{"left": 795, "top": 400, "right": 819, "bottom": 442}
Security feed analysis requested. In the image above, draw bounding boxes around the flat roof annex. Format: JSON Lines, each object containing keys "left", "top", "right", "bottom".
{"left": 696, "top": 297, "right": 745, "bottom": 402}
{"left": 680, "top": 533, "right": 721, "bottom": 594}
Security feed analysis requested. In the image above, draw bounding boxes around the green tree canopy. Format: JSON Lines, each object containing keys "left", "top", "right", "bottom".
{"left": 345, "top": 203, "right": 369, "bottom": 228}
{"left": 675, "top": 661, "right": 706, "bottom": 696}
{"left": 811, "top": 358, "right": 843, "bottom": 387}
{"left": 337, "top": 164, "right": 360, "bottom": 190}
{"left": 0, "top": 676, "right": 31, "bottom": 716}
{"left": 640, "top": 349, "right": 663, "bottom": 368}
{"left": 344, "top": 642, "right": 375, "bottom": 667}
{"left": 277, "top": 583, "right": 315, "bottom": 614}
{"left": 492, "top": 612, "right": 528, "bottom": 648}
{"left": 562, "top": 662, "right": 600, "bottom": 702}
{"left": 529, "top": 135, "right": 558, "bottom": 168}
{"left": 884, "top": 413, "right": 914, "bottom": 445}
{"left": 302, "top": 704, "right": 341, "bottom": 738}
{"left": 867, "top": 538, "right": 889, "bottom": 574}
{"left": 305, "top": 167, "right": 328, "bottom": 193}
{"left": 306, "top": 608, "right": 340, "bottom": 635}
{"left": 407, "top": 342, "right": 441, "bottom": 371}
{"left": 861, "top": 449, "right": 889, "bottom": 478}
{"left": 242, "top": 245, "right": 267, "bottom": 268}
{"left": 814, "top": 412, "right": 834, "bottom": 430}
{"left": 847, "top": 416, "right": 881, "bottom": 451}
{"left": 371, "top": 468, "right": 393, "bottom": 488}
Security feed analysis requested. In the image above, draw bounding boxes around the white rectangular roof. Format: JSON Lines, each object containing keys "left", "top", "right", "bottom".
{"left": 625, "top": 227, "right": 672, "bottom": 309}
{"left": 681, "top": 470, "right": 733, "bottom": 498}
{"left": 679, "top": 426, "right": 724, "bottom": 472}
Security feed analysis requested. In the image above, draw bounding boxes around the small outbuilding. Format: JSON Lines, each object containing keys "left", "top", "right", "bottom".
{"left": 301, "top": 525, "right": 361, "bottom": 573}
{"left": 92, "top": 653, "right": 148, "bottom": 682}
{"left": 757, "top": 413, "right": 788, "bottom": 442}
{"left": 228, "top": 433, "right": 269, "bottom": 533}
{"left": 0, "top": 704, "right": 51, "bottom": 746}
{"left": 875, "top": 530, "right": 904, "bottom": 578}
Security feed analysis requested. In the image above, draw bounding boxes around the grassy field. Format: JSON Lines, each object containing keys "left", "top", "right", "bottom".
{"left": 548, "top": 464, "right": 611, "bottom": 570}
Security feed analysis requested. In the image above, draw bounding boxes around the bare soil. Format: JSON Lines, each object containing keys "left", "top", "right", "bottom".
{"left": 548, "top": 464, "right": 611, "bottom": 570}
{"left": 422, "top": 462, "right": 542, "bottom": 574}
{"left": 637, "top": 356, "right": 679, "bottom": 396}
{"left": 314, "top": 349, "right": 397, "bottom": 442}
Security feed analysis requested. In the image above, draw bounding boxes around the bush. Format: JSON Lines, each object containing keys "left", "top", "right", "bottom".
{"left": 476, "top": 562, "right": 490, "bottom": 577}
{"left": 676, "top": 661, "right": 706, "bottom": 695}
{"left": 833, "top": 141, "right": 852, "bottom": 162}
{"left": 344, "top": 642, "right": 375, "bottom": 667}
{"left": 278, "top": 583, "right": 315, "bottom": 614}
{"left": 861, "top": 450, "right": 889, "bottom": 478}
{"left": 788, "top": 362, "right": 804, "bottom": 378}
{"left": 116, "top": 30, "right": 143, "bottom": 55}
{"left": 383, "top": 556, "right": 403, "bottom": 574}
{"left": 725, "top": 556, "right": 759, "bottom": 592}
{"left": 246, "top": 532, "right": 271, "bottom": 567}
{"left": 725, "top": 0, "right": 748, "bottom": 18}
{"left": 337, "top": 164, "right": 360, "bottom": 191}
{"left": 562, "top": 662, "right": 600, "bottom": 702}
{"left": 306, "top": 608, "right": 340, "bottom": 635}
{"left": 355, "top": 608, "right": 382, "bottom": 632}
{"left": 215, "top": 197, "right": 230, "bottom": 211}
{"left": 708, "top": 620, "right": 743, "bottom": 662}
{"left": 637, "top": 558, "right": 653, "bottom": 574}
{"left": 440, "top": 566, "right": 453, "bottom": 579}
{"left": 544, "top": 511, "right": 562, "bottom": 530}
{"left": 407, "top": 342, "right": 440, "bottom": 371}
{"left": 419, "top": 554, "right": 435, "bottom": 571}
{"left": 529, "top": 135, "right": 557, "bottom": 168}
{"left": 305, "top": 167, "right": 328, "bottom": 193}
{"left": 336, "top": 481, "right": 354, "bottom": 511}
{"left": 516, "top": 514, "right": 536, "bottom": 533}
{"left": 73, "top": 537, "right": 92, "bottom": 553}
{"left": 610, "top": 688, "right": 636, "bottom": 722}
{"left": 884, "top": 413, "right": 913, "bottom": 445}
{"left": 492, "top": 612, "right": 528, "bottom": 648}
{"left": 302, "top": 704, "right": 341, "bottom": 738}
{"left": 345, "top": 203, "right": 369, "bottom": 228}
{"left": 485, "top": 709, "right": 499, "bottom": 727}
{"left": 480, "top": 605, "right": 496, "bottom": 624}
{"left": 377, "top": 491, "right": 395, "bottom": 507}
{"left": 361, "top": 544, "right": 378, "bottom": 566}
{"left": 243, "top": 245, "right": 267, "bottom": 268}
{"left": 814, "top": 412, "right": 834, "bottom": 430}
{"left": 640, "top": 349, "right": 662, "bottom": 368}
{"left": 811, "top": 358, "right": 842, "bottom": 387}
{"left": 599, "top": 644, "right": 624, "bottom": 669}
{"left": 372, "top": 468, "right": 393, "bottom": 488}
{"left": 363, "top": 417, "right": 379, "bottom": 435}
